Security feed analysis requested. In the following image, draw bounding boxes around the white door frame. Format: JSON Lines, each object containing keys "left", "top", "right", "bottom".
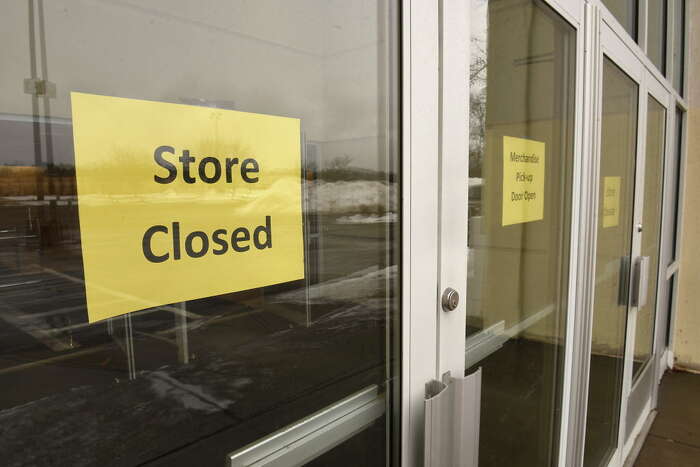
{"left": 422, "top": 1, "right": 585, "bottom": 466}
{"left": 401, "top": 0, "right": 441, "bottom": 464}
{"left": 587, "top": 9, "right": 661, "bottom": 467}
{"left": 621, "top": 68, "right": 672, "bottom": 461}
{"left": 401, "top": 1, "right": 687, "bottom": 466}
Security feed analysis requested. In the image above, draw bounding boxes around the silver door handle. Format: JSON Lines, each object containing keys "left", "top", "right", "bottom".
{"left": 630, "top": 256, "right": 650, "bottom": 308}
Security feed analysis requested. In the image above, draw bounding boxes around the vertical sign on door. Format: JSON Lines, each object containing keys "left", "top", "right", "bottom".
{"left": 602, "top": 176, "right": 621, "bottom": 228}
{"left": 502, "top": 136, "right": 545, "bottom": 226}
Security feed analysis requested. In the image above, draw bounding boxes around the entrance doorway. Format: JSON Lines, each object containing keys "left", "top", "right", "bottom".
{"left": 583, "top": 14, "right": 670, "bottom": 467}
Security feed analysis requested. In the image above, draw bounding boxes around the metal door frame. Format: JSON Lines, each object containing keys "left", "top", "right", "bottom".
{"left": 576, "top": 6, "right": 670, "bottom": 467}
{"left": 621, "top": 67, "right": 673, "bottom": 462}
{"left": 402, "top": 1, "right": 687, "bottom": 466}
{"left": 401, "top": 1, "right": 442, "bottom": 464}
{"left": 428, "top": 1, "right": 585, "bottom": 466}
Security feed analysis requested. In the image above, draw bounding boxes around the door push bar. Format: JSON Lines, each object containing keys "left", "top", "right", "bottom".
{"left": 424, "top": 368, "right": 482, "bottom": 467}
{"left": 228, "top": 385, "right": 384, "bottom": 467}
{"left": 631, "top": 256, "right": 650, "bottom": 308}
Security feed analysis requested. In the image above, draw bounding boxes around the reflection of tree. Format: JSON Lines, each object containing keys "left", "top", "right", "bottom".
{"left": 76, "top": 138, "right": 252, "bottom": 195}
{"left": 470, "top": 36, "right": 488, "bottom": 84}
{"left": 317, "top": 154, "right": 396, "bottom": 183}
{"left": 0, "top": 164, "right": 76, "bottom": 197}
{"left": 469, "top": 36, "right": 487, "bottom": 178}
{"left": 327, "top": 154, "right": 352, "bottom": 170}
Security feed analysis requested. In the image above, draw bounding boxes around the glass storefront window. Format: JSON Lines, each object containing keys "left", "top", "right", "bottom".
{"left": 603, "top": 0, "right": 638, "bottom": 41}
{"left": 673, "top": 0, "right": 686, "bottom": 94}
{"left": 647, "top": 0, "right": 668, "bottom": 74}
{"left": 665, "top": 107, "right": 685, "bottom": 263}
{"left": 0, "top": 2, "right": 400, "bottom": 466}
{"left": 467, "top": 0, "right": 576, "bottom": 465}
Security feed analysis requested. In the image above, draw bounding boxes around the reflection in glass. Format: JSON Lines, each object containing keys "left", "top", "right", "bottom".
{"left": 584, "top": 58, "right": 639, "bottom": 467}
{"left": 669, "top": 108, "right": 684, "bottom": 260}
{"left": 665, "top": 274, "right": 676, "bottom": 346}
{"left": 673, "top": 0, "right": 686, "bottom": 94}
{"left": 647, "top": 0, "right": 668, "bottom": 74}
{"left": 0, "top": 2, "right": 400, "bottom": 466}
{"left": 603, "top": 0, "right": 638, "bottom": 40}
{"left": 467, "top": 0, "right": 576, "bottom": 465}
{"left": 632, "top": 96, "right": 666, "bottom": 382}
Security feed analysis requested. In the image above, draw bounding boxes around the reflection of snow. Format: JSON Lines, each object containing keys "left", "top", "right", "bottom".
{"left": 336, "top": 213, "right": 397, "bottom": 224}
{"left": 147, "top": 370, "right": 239, "bottom": 413}
{"left": 70, "top": 180, "right": 399, "bottom": 215}
{"left": 276, "top": 265, "right": 398, "bottom": 304}
{"left": 310, "top": 181, "right": 397, "bottom": 214}
{"left": 468, "top": 177, "right": 483, "bottom": 188}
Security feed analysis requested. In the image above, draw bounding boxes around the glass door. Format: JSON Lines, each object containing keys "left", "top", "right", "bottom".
{"left": 622, "top": 71, "right": 670, "bottom": 456}
{"left": 441, "top": 0, "right": 581, "bottom": 466}
{"left": 0, "top": 2, "right": 401, "bottom": 466}
{"left": 584, "top": 53, "right": 640, "bottom": 467}
{"left": 583, "top": 15, "right": 669, "bottom": 467}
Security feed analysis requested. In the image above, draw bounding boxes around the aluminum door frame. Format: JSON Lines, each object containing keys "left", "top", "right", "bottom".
{"left": 621, "top": 68, "right": 673, "bottom": 461}
{"left": 438, "top": 1, "right": 586, "bottom": 467}
{"left": 401, "top": 1, "right": 442, "bottom": 464}
{"left": 582, "top": 9, "right": 650, "bottom": 467}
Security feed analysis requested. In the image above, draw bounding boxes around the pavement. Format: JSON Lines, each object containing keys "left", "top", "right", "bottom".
{"left": 635, "top": 370, "right": 700, "bottom": 467}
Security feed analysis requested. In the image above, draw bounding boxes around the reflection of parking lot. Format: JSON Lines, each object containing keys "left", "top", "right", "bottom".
{"left": 0, "top": 209, "right": 398, "bottom": 466}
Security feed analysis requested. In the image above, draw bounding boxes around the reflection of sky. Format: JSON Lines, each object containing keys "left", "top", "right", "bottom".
{"left": 470, "top": 0, "right": 488, "bottom": 94}
{"left": 0, "top": 115, "right": 75, "bottom": 167}
{"left": 1, "top": 1, "right": 392, "bottom": 173}
{"left": 471, "top": 0, "right": 488, "bottom": 39}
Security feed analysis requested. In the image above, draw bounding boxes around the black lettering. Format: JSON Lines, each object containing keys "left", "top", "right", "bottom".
{"left": 225, "top": 157, "right": 239, "bottom": 183}
{"left": 231, "top": 228, "right": 250, "bottom": 252}
{"left": 172, "top": 221, "right": 181, "bottom": 260}
{"left": 142, "top": 225, "right": 169, "bottom": 263}
{"left": 253, "top": 216, "right": 272, "bottom": 249}
{"left": 199, "top": 157, "right": 222, "bottom": 183}
{"left": 241, "top": 158, "right": 259, "bottom": 183}
{"left": 153, "top": 146, "right": 177, "bottom": 184}
{"left": 212, "top": 228, "right": 228, "bottom": 255}
{"left": 185, "top": 231, "right": 209, "bottom": 258}
{"left": 179, "top": 150, "right": 196, "bottom": 184}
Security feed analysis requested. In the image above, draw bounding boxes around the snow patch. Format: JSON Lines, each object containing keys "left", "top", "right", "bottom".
{"left": 147, "top": 370, "right": 238, "bottom": 413}
{"left": 274, "top": 265, "right": 398, "bottom": 304}
{"left": 309, "top": 181, "right": 397, "bottom": 214}
{"left": 336, "top": 213, "right": 397, "bottom": 224}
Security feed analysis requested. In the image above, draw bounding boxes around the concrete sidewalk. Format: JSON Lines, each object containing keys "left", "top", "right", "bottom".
{"left": 635, "top": 370, "right": 700, "bottom": 466}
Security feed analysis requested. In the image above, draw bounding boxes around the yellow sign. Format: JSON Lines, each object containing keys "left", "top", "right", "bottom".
{"left": 502, "top": 136, "right": 545, "bottom": 226}
{"left": 71, "top": 93, "right": 304, "bottom": 322}
{"left": 602, "top": 176, "right": 621, "bottom": 228}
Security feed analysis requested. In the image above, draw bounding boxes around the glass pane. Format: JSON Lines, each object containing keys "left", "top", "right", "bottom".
{"left": 664, "top": 108, "right": 684, "bottom": 265}
{"left": 0, "top": 2, "right": 400, "bottom": 466}
{"left": 673, "top": 0, "right": 686, "bottom": 94}
{"left": 670, "top": 108, "right": 684, "bottom": 259}
{"left": 583, "top": 58, "right": 639, "bottom": 467}
{"left": 467, "top": 0, "right": 576, "bottom": 465}
{"left": 603, "top": 0, "right": 638, "bottom": 41}
{"left": 632, "top": 96, "right": 667, "bottom": 381}
{"left": 665, "top": 274, "right": 676, "bottom": 346}
{"left": 306, "top": 418, "right": 387, "bottom": 466}
{"left": 648, "top": 0, "right": 668, "bottom": 74}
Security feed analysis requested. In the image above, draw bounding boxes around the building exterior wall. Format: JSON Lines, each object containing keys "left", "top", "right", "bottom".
{"left": 675, "top": 0, "right": 700, "bottom": 372}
